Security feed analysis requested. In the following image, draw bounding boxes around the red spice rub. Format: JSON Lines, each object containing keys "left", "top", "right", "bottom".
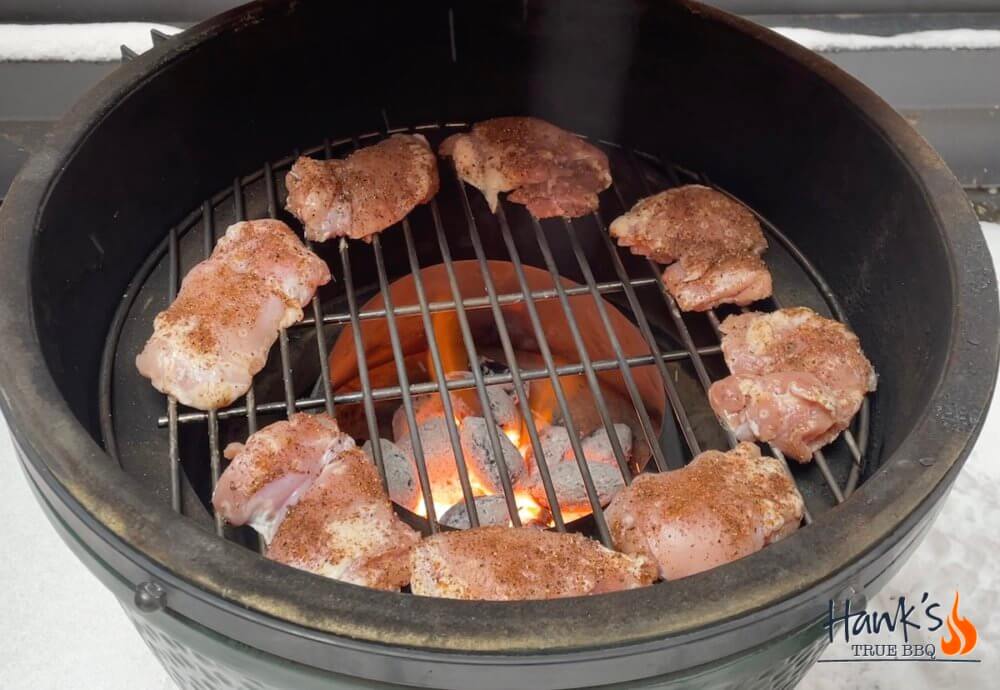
{"left": 609, "top": 185, "right": 772, "bottom": 311}
{"left": 440, "top": 117, "right": 612, "bottom": 218}
{"left": 410, "top": 526, "right": 656, "bottom": 600}
{"left": 267, "top": 448, "right": 420, "bottom": 591}
{"left": 605, "top": 443, "right": 804, "bottom": 580}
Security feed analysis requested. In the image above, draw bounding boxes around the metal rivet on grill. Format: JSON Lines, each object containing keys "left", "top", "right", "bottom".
{"left": 134, "top": 581, "right": 167, "bottom": 613}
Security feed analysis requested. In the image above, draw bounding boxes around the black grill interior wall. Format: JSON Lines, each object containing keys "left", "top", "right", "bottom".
{"left": 31, "top": 0, "right": 951, "bottom": 472}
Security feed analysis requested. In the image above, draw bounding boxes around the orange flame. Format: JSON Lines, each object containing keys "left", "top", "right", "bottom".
{"left": 406, "top": 323, "right": 593, "bottom": 529}
{"left": 939, "top": 592, "right": 978, "bottom": 656}
{"left": 428, "top": 310, "right": 468, "bottom": 383}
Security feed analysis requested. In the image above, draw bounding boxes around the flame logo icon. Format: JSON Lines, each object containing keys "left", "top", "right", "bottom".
{"left": 939, "top": 592, "right": 978, "bottom": 656}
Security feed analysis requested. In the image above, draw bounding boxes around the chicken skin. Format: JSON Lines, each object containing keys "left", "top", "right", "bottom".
{"left": 440, "top": 117, "right": 611, "bottom": 218}
{"left": 606, "top": 443, "right": 804, "bottom": 580}
{"left": 267, "top": 447, "right": 421, "bottom": 591}
{"left": 609, "top": 185, "right": 772, "bottom": 311}
{"left": 136, "top": 220, "right": 330, "bottom": 409}
{"left": 285, "top": 134, "right": 439, "bottom": 242}
{"left": 708, "top": 308, "right": 877, "bottom": 461}
{"left": 212, "top": 413, "right": 353, "bottom": 543}
{"left": 410, "top": 526, "right": 656, "bottom": 600}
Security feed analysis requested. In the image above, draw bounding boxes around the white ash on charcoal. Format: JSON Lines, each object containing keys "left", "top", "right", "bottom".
{"left": 449, "top": 369, "right": 521, "bottom": 438}
{"left": 528, "top": 460, "right": 625, "bottom": 515}
{"left": 439, "top": 494, "right": 512, "bottom": 530}
{"left": 390, "top": 369, "right": 521, "bottom": 442}
{"left": 477, "top": 356, "right": 523, "bottom": 401}
{"left": 524, "top": 425, "right": 573, "bottom": 473}
{"left": 484, "top": 382, "right": 520, "bottom": 437}
{"left": 361, "top": 438, "right": 420, "bottom": 511}
{"left": 459, "top": 417, "right": 527, "bottom": 493}
{"left": 391, "top": 387, "right": 474, "bottom": 443}
{"left": 577, "top": 424, "right": 633, "bottom": 467}
{"left": 395, "top": 416, "right": 467, "bottom": 507}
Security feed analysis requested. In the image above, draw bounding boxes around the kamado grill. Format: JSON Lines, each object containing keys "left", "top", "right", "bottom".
{"left": 0, "top": 1, "right": 996, "bottom": 689}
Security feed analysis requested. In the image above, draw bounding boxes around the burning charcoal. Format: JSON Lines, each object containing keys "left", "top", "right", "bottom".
{"left": 521, "top": 505, "right": 553, "bottom": 529}
{"left": 395, "top": 416, "right": 466, "bottom": 508}
{"left": 392, "top": 385, "right": 475, "bottom": 443}
{"left": 362, "top": 438, "right": 420, "bottom": 511}
{"left": 484, "top": 384, "right": 520, "bottom": 437}
{"left": 576, "top": 424, "right": 633, "bottom": 467}
{"left": 447, "top": 369, "right": 521, "bottom": 437}
{"left": 440, "top": 495, "right": 512, "bottom": 530}
{"left": 525, "top": 425, "right": 572, "bottom": 472}
{"left": 528, "top": 461, "right": 625, "bottom": 515}
{"left": 478, "top": 356, "right": 517, "bottom": 397}
{"left": 478, "top": 358, "right": 528, "bottom": 412}
{"left": 460, "top": 417, "right": 527, "bottom": 493}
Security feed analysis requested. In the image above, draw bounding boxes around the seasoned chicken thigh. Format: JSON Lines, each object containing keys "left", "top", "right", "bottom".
{"left": 606, "top": 443, "right": 804, "bottom": 580}
{"left": 708, "top": 308, "right": 877, "bottom": 461}
{"left": 440, "top": 117, "right": 611, "bottom": 218}
{"left": 285, "top": 134, "right": 439, "bottom": 242}
{"left": 609, "top": 185, "right": 772, "bottom": 311}
{"left": 267, "top": 448, "right": 421, "bottom": 591}
{"left": 212, "top": 413, "right": 353, "bottom": 543}
{"left": 410, "top": 526, "right": 656, "bottom": 600}
{"left": 136, "top": 220, "right": 330, "bottom": 409}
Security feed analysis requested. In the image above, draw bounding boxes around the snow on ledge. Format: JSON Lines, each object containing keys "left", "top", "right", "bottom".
{"left": 0, "top": 23, "right": 182, "bottom": 62}
{"left": 774, "top": 27, "right": 1000, "bottom": 52}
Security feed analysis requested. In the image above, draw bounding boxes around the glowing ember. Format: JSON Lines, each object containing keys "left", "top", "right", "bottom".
{"left": 393, "top": 377, "right": 627, "bottom": 529}
{"left": 504, "top": 426, "right": 521, "bottom": 448}
{"left": 383, "top": 324, "right": 636, "bottom": 528}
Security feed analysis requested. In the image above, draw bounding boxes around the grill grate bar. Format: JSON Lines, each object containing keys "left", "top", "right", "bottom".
{"left": 340, "top": 240, "right": 387, "bottom": 490}
{"left": 158, "top": 348, "right": 722, "bottom": 426}
{"left": 564, "top": 217, "right": 672, "bottom": 472}
{"left": 308, "top": 247, "right": 336, "bottom": 417}
{"left": 207, "top": 409, "right": 224, "bottom": 535}
{"left": 298, "top": 278, "right": 659, "bottom": 327}
{"left": 530, "top": 215, "right": 634, "bottom": 483}
{"left": 305, "top": 141, "right": 338, "bottom": 417}
{"left": 843, "top": 415, "right": 867, "bottom": 496}
{"left": 401, "top": 218, "right": 482, "bottom": 526}
{"left": 167, "top": 225, "right": 182, "bottom": 513}
{"left": 813, "top": 449, "right": 845, "bottom": 503}
{"left": 203, "top": 201, "right": 225, "bottom": 536}
{"left": 484, "top": 198, "right": 613, "bottom": 546}
{"left": 430, "top": 198, "right": 567, "bottom": 530}
{"left": 372, "top": 233, "right": 440, "bottom": 530}
{"left": 232, "top": 179, "right": 263, "bottom": 548}
{"left": 592, "top": 209, "right": 700, "bottom": 461}
{"left": 431, "top": 193, "right": 525, "bottom": 529}
{"left": 650, "top": 258, "right": 735, "bottom": 441}
{"left": 265, "top": 161, "right": 300, "bottom": 419}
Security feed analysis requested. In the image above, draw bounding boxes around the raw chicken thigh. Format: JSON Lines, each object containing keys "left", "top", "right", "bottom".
{"left": 440, "top": 117, "right": 611, "bottom": 218}
{"left": 605, "top": 443, "right": 804, "bottom": 580}
{"left": 136, "top": 220, "right": 330, "bottom": 409}
{"left": 410, "top": 526, "right": 656, "bottom": 600}
{"left": 285, "top": 134, "right": 438, "bottom": 242}
{"left": 212, "top": 413, "right": 353, "bottom": 544}
{"left": 267, "top": 447, "right": 421, "bottom": 591}
{"left": 708, "top": 308, "right": 877, "bottom": 461}
{"left": 609, "top": 185, "right": 772, "bottom": 311}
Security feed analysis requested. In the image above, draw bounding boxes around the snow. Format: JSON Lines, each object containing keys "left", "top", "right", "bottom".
{"left": 0, "top": 23, "right": 181, "bottom": 62}
{"left": 774, "top": 27, "right": 1000, "bottom": 52}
